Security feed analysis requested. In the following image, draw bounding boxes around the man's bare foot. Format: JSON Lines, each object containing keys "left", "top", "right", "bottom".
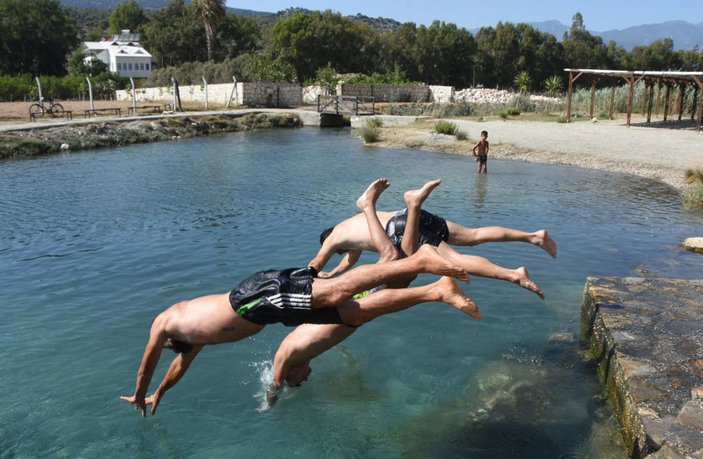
{"left": 534, "top": 229, "right": 557, "bottom": 258}
{"left": 411, "top": 244, "right": 470, "bottom": 283}
{"left": 404, "top": 179, "right": 442, "bottom": 209}
{"left": 514, "top": 266, "right": 544, "bottom": 299}
{"left": 357, "top": 178, "right": 390, "bottom": 212}
{"left": 431, "top": 276, "right": 481, "bottom": 320}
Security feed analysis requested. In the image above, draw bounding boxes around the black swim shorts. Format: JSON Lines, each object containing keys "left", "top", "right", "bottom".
{"left": 385, "top": 208, "right": 450, "bottom": 248}
{"left": 229, "top": 267, "right": 344, "bottom": 326}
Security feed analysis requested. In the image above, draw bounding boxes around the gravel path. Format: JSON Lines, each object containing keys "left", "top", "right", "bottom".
{"left": 373, "top": 116, "right": 703, "bottom": 189}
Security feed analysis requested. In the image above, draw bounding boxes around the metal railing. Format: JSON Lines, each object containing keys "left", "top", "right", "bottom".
{"left": 317, "top": 95, "right": 376, "bottom": 115}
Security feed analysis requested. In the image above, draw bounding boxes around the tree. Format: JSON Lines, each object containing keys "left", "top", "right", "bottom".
{"left": 513, "top": 71, "right": 531, "bottom": 92}
{"left": 68, "top": 49, "right": 108, "bottom": 76}
{"left": 269, "top": 10, "right": 379, "bottom": 83}
{"left": 141, "top": 0, "right": 204, "bottom": 67}
{"left": 562, "top": 12, "right": 608, "bottom": 69}
{"left": 194, "top": 0, "right": 226, "bottom": 61}
{"left": 631, "top": 39, "right": 681, "bottom": 70}
{"left": 109, "top": 0, "right": 146, "bottom": 35}
{"left": 212, "top": 13, "right": 261, "bottom": 61}
{"left": 414, "top": 21, "right": 476, "bottom": 87}
{"left": 0, "top": 0, "right": 79, "bottom": 76}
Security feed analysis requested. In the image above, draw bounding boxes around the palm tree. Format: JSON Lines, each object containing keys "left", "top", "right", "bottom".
{"left": 194, "top": 0, "right": 226, "bottom": 61}
{"left": 513, "top": 71, "right": 531, "bottom": 93}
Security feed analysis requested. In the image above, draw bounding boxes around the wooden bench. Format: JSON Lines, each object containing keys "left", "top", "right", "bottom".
{"left": 29, "top": 110, "right": 73, "bottom": 122}
{"left": 127, "top": 105, "right": 162, "bottom": 115}
{"left": 84, "top": 108, "right": 121, "bottom": 118}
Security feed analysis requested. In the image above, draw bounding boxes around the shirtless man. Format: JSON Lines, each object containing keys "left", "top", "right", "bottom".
{"left": 269, "top": 178, "right": 481, "bottom": 403}
{"left": 309, "top": 185, "right": 556, "bottom": 299}
{"left": 120, "top": 244, "right": 475, "bottom": 416}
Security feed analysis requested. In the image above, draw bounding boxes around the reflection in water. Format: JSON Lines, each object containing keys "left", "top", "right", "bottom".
{"left": 474, "top": 173, "right": 488, "bottom": 208}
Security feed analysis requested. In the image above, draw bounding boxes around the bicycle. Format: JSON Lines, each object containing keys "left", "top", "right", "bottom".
{"left": 29, "top": 97, "right": 65, "bottom": 118}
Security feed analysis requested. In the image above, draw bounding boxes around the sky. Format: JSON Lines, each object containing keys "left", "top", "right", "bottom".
{"left": 226, "top": 0, "right": 703, "bottom": 32}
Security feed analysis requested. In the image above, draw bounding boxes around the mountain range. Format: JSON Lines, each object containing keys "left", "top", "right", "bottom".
{"left": 58, "top": 0, "right": 703, "bottom": 51}
{"left": 522, "top": 20, "right": 703, "bottom": 50}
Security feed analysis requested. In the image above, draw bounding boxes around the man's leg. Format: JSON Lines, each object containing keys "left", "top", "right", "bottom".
{"left": 356, "top": 178, "right": 401, "bottom": 264}
{"left": 399, "top": 179, "right": 442, "bottom": 257}
{"left": 436, "top": 242, "right": 544, "bottom": 299}
{"left": 337, "top": 276, "right": 480, "bottom": 325}
{"left": 311, "top": 245, "right": 469, "bottom": 308}
{"left": 445, "top": 221, "right": 557, "bottom": 258}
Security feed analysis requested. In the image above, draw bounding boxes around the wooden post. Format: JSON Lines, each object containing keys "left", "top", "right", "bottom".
{"left": 678, "top": 84, "right": 685, "bottom": 122}
{"left": 566, "top": 71, "right": 574, "bottom": 121}
{"left": 609, "top": 84, "right": 616, "bottom": 119}
{"left": 654, "top": 81, "right": 662, "bottom": 117}
{"left": 646, "top": 82, "right": 655, "bottom": 125}
{"left": 641, "top": 82, "right": 649, "bottom": 115}
{"left": 663, "top": 83, "right": 671, "bottom": 122}
{"left": 626, "top": 75, "right": 635, "bottom": 127}
{"left": 692, "top": 86, "right": 699, "bottom": 121}
{"left": 589, "top": 77, "right": 597, "bottom": 119}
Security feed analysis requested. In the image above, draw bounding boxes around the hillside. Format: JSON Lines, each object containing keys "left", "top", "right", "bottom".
{"left": 58, "top": 0, "right": 702, "bottom": 50}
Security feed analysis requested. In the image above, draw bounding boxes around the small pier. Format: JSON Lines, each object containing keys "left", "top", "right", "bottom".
{"left": 581, "top": 277, "right": 703, "bottom": 458}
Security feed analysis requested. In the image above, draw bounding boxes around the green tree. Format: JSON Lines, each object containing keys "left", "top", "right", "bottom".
{"left": 213, "top": 13, "right": 261, "bottom": 61}
{"left": 631, "top": 39, "right": 681, "bottom": 70}
{"left": 0, "top": 0, "right": 79, "bottom": 75}
{"left": 141, "top": 0, "right": 204, "bottom": 67}
{"left": 68, "top": 49, "right": 108, "bottom": 76}
{"left": 269, "top": 10, "right": 378, "bottom": 83}
{"left": 414, "top": 21, "right": 476, "bottom": 87}
{"left": 513, "top": 70, "right": 531, "bottom": 92}
{"left": 193, "top": 0, "right": 226, "bottom": 61}
{"left": 562, "top": 13, "right": 608, "bottom": 69}
{"left": 237, "top": 52, "right": 296, "bottom": 82}
{"left": 109, "top": 0, "right": 146, "bottom": 35}
{"left": 543, "top": 75, "right": 563, "bottom": 95}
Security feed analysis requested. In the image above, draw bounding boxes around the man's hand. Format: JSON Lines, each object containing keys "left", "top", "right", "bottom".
{"left": 120, "top": 394, "right": 147, "bottom": 417}
{"left": 317, "top": 271, "right": 334, "bottom": 279}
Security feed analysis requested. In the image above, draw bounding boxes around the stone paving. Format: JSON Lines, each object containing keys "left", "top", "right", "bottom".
{"left": 582, "top": 277, "right": 703, "bottom": 458}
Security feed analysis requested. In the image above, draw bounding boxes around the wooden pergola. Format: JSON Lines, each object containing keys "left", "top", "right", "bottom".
{"left": 565, "top": 68, "right": 703, "bottom": 132}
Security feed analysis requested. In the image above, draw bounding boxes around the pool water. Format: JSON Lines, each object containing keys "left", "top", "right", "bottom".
{"left": 1, "top": 128, "right": 701, "bottom": 458}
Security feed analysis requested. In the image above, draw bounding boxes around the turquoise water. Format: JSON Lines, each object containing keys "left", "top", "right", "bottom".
{"left": 1, "top": 128, "right": 701, "bottom": 458}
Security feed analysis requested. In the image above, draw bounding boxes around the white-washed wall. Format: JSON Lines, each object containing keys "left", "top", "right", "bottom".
{"left": 116, "top": 82, "right": 302, "bottom": 107}
{"left": 429, "top": 85, "right": 454, "bottom": 103}
{"left": 302, "top": 85, "right": 327, "bottom": 104}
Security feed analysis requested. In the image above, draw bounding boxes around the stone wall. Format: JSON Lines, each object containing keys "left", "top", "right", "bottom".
{"left": 339, "top": 83, "right": 431, "bottom": 102}
{"left": 581, "top": 277, "right": 703, "bottom": 459}
{"left": 116, "top": 82, "right": 302, "bottom": 108}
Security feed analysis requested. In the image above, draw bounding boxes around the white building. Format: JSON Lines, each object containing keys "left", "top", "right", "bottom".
{"left": 82, "top": 30, "right": 154, "bottom": 78}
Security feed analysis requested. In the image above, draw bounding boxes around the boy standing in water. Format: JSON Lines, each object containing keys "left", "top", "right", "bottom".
{"left": 472, "top": 130, "right": 489, "bottom": 174}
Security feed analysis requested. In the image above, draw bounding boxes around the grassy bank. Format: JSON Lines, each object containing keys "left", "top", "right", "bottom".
{"left": 0, "top": 112, "right": 302, "bottom": 160}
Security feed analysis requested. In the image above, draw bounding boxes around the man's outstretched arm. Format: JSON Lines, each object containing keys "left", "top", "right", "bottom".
{"left": 145, "top": 345, "right": 204, "bottom": 415}
{"left": 316, "top": 250, "right": 361, "bottom": 278}
{"left": 121, "top": 316, "right": 169, "bottom": 416}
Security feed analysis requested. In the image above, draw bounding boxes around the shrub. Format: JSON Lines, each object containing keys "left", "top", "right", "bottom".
{"left": 499, "top": 110, "right": 509, "bottom": 120}
{"left": 683, "top": 168, "right": 703, "bottom": 209}
{"left": 543, "top": 75, "right": 563, "bottom": 96}
{"left": 434, "top": 120, "right": 457, "bottom": 135}
{"left": 556, "top": 115, "right": 569, "bottom": 123}
{"left": 455, "top": 130, "right": 468, "bottom": 141}
{"left": 366, "top": 117, "right": 383, "bottom": 128}
{"left": 360, "top": 126, "right": 380, "bottom": 143}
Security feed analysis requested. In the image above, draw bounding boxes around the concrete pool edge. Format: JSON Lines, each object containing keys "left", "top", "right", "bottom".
{"left": 581, "top": 277, "right": 703, "bottom": 458}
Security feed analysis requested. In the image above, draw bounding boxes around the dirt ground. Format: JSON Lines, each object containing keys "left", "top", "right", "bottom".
{"left": 0, "top": 100, "right": 140, "bottom": 120}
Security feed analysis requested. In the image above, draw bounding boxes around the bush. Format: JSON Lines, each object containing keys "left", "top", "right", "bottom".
{"left": 360, "top": 126, "right": 380, "bottom": 143}
{"left": 455, "top": 130, "right": 467, "bottom": 141}
{"left": 556, "top": 115, "right": 569, "bottom": 123}
{"left": 683, "top": 168, "right": 703, "bottom": 209}
{"left": 366, "top": 117, "right": 383, "bottom": 128}
{"left": 434, "top": 120, "right": 457, "bottom": 135}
